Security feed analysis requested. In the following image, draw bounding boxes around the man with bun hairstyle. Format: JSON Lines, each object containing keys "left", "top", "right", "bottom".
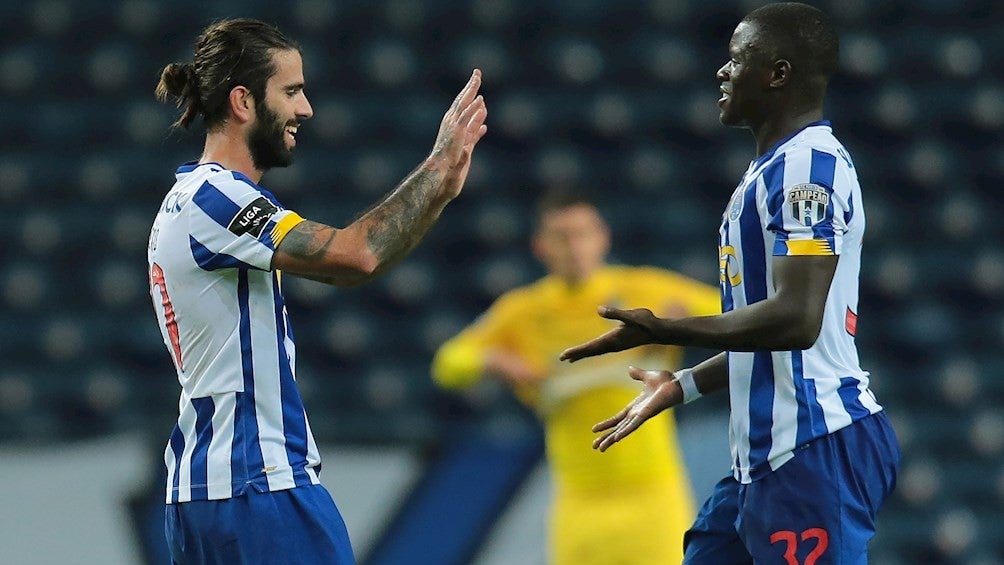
{"left": 149, "top": 18, "right": 487, "bottom": 564}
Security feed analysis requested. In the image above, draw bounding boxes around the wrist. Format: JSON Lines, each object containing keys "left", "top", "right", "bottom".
{"left": 674, "top": 367, "right": 702, "bottom": 404}
{"left": 422, "top": 154, "right": 451, "bottom": 176}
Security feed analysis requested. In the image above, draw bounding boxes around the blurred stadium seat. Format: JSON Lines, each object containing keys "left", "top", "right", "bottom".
{"left": 1, "top": 0, "right": 1001, "bottom": 560}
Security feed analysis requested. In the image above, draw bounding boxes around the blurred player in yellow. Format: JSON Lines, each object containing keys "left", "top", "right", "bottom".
{"left": 432, "top": 191, "right": 720, "bottom": 564}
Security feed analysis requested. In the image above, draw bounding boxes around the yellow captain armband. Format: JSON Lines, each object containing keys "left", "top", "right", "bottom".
{"left": 782, "top": 239, "right": 834, "bottom": 256}
{"left": 270, "top": 211, "right": 306, "bottom": 247}
{"left": 431, "top": 339, "right": 486, "bottom": 390}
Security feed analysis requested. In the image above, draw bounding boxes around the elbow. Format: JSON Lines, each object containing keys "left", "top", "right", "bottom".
{"left": 330, "top": 252, "right": 380, "bottom": 288}
{"left": 351, "top": 252, "right": 380, "bottom": 279}
{"left": 786, "top": 316, "right": 823, "bottom": 350}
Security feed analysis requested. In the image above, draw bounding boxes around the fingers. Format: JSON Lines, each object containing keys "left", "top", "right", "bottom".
{"left": 591, "top": 406, "right": 629, "bottom": 433}
{"left": 459, "top": 95, "right": 485, "bottom": 125}
{"left": 451, "top": 69, "right": 482, "bottom": 113}
{"left": 594, "top": 414, "right": 642, "bottom": 452}
{"left": 558, "top": 343, "right": 591, "bottom": 363}
{"left": 559, "top": 331, "right": 612, "bottom": 362}
{"left": 461, "top": 97, "right": 488, "bottom": 141}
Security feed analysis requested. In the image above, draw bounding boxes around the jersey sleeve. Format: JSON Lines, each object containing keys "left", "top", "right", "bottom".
{"left": 187, "top": 174, "right": 305, "bottom": 271}
{"left": 766, "top": 147, "right": 854, "bottom": 257}
{"left": 431, "top": 294, "right": 520, "bottom": 390}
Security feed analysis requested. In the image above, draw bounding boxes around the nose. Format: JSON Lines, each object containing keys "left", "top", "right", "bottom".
{"left": 298, "top": 93, "right": 313, "bottom": 120}
{"left": 716, "top": 62, "right": 729, "bottom": 81}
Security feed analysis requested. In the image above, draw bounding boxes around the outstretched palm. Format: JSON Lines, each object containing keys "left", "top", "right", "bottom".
{"left": 591, "top": 367, "right": 681, "bottom": 452}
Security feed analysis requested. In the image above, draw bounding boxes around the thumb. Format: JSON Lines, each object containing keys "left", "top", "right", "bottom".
{"left": 598, "top": 305, "right": 627, "bottom": 321}
{"left": 627, "top": 366, "right": 645, "bottom": 382}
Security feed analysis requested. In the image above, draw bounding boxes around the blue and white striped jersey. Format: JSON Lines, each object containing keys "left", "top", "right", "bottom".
{"left": 718, "top": 121, "right": 883, "bottom": 484}
{"left": 148, "top": 161, "right": 320, "bottom": 503}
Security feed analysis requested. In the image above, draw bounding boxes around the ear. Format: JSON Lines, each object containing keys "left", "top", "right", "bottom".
{"left": 228, "top": 85, "right": 255, "bottom": 124}
{"left": 531, "top": 232, "right": 546, "bottom": 263}
{"left": 769, "top": 59, "right": 791, "bottom": 89}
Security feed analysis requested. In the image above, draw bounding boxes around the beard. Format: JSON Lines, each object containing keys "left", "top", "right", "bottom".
{"left": 248, "top": 101, "right": 294, "bottom": 171}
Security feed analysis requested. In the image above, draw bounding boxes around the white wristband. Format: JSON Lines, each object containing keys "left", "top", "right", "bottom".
{"left": 675, "top": 368, "right": 702, "bottom": 404}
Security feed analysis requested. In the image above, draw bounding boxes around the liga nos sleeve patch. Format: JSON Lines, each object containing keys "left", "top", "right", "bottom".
{"left": 228, "top": 196, "right": 279, "bottom": 238}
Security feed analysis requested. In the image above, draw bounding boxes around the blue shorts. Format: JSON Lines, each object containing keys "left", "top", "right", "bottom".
{"left": 165, "top": 484, "right": 355, "bottom": 564}
{"left": 684, "top": 411, "right": 899, "bottom": 565}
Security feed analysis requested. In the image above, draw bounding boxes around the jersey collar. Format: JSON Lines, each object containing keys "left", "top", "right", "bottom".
{"left": 176, "top": 161, "right": 226, "bottom": 175}
{"left": 750, "top": 120, "right": 831, "bottom": 171}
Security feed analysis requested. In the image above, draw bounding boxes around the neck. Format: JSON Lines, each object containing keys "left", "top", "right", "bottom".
{"left": 201, "top": 129, "right": 264, "bottom": 183}
{"left": 751, "top": 106, "right": 824, "bottom": 156}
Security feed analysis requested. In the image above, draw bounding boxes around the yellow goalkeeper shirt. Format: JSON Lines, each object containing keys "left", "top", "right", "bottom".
{"left": 432, "top": 265, "right": 720, "bottom": 492}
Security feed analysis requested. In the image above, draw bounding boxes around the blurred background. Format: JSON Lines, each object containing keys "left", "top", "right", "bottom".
{"left": 0, "top": 0, "right": 1002, "bottom": 563}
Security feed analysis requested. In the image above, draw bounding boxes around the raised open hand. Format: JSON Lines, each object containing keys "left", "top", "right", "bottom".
{"left": 432, "top": 69, "right": 488, "bottom": 199}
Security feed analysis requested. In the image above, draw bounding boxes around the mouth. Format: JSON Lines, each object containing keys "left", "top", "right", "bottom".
{"left": 284, "top": 124, "right": 299, "bottom": 146}
{"left": 718, "top": 86, "right": 730, "bottom": 107}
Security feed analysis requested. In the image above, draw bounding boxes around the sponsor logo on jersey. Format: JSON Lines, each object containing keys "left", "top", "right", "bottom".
{"left": 719, "top": 245, "right": 742, "bottom": 287}
{"left": 228, "top": 197, "right": 279, "bottom": 238}
{"left": 787, "top": 183, "right": 829, "bottom": 227}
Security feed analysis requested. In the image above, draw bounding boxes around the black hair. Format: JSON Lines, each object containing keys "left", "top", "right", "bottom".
{"left": 155, "top": 18, "right": 299, "bottom": 130}
{"left": 742, "top": 3, "right": 839, "bottom": 90}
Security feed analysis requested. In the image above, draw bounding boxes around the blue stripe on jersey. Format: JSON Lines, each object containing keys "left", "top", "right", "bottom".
{"left": 738, "top": 182, "right": 775, "bottom": 473}
{"left": 193, "top": 181, "right": 240, "bottom": 229}
{"left": 791, "top": 350, "right": 815, "bottom": 446}
{"left": 763, "top": 157, "right": 787, "bottom": 236}
{"left": 747, "top": 351, "right": 775, "bottom": 474}
{"left": 272, "top": 274, "right": 311, "bottom": 487}
{"left": 234, "top": 270, "right": 267, "bottom": 493}
{"left": 838, "top": 377, "right": 872, "bottom": 420}
{"left": 189, "top": 396, "right": 215, "bottom": 500}
{"left": 169, "top": 424, "right": 185, "bottom": 504}
{"left": 230, "top": 171, "right": 283, "bottom": 208}
{"left": 805, "top": 379, "right": 830, "bottom": 438}
{"left": 739, "top": 182, "right": 766, "bottom": 305}
{"left": 845, "top": 191, "right": 854, "bottom": 225}
{"left": 189, "top": 235, "right": 260, "bottom": 271}
{"left": 809, "top": 150, "right": 838, "bottom": 245}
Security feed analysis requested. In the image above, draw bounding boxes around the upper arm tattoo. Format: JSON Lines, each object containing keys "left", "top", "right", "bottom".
{"left": 279, "top": 220, "right": 337, "bottom": 261}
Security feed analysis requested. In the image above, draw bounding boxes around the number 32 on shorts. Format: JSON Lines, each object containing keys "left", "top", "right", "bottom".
{"left": 770, "top": 528, "right": 829, "bottom": 565}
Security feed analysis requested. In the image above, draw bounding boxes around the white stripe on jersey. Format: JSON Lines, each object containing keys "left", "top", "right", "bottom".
{"left": 150, "top": 162, "right": 320, "bottom": 503}
{"left": 719, "top": 122, "right": 883, "bottom": 484}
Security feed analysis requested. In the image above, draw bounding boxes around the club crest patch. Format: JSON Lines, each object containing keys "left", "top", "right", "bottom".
{"left": 728, "top": 192, "right": 744, "bottom": 222}
{"left": 787, "top": 183, "right": 829, "bottom": 227}
{"left": 228, "top": 196, "right": 279, "bottom": 238}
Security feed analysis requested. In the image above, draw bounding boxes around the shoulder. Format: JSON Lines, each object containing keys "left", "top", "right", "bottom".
{"left": 607, "top": 265, "right": 689, "bottom": 291}
{"left": 494, "top": 278, "right": 548, "bottom": 310}
{"left": 782, "top": 130, "right": 854, "bottom": 178}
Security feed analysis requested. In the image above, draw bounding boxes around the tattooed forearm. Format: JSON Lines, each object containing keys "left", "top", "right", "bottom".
{"left": 360, "top": 166, "right": 444, "bottom": 266}
{"left": 280, "top": 220, "right": 338, "bottom": 261}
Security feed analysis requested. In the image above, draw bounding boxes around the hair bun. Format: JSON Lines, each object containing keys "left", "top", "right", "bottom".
{"left": 158, "top": 62, "right": 197, "bottom": 99}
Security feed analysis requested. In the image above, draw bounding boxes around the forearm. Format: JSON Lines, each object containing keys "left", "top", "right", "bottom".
{"left": 690, "top": 352, "right": 729, "bottom": 396}
{"left": 273, "top": 157, "right": 452, "bottom": 286}
{"left": 353, "top": 157, "right": 452, "bottom": 278}
{"left": 651, "top": 296, "right": 821, "bottom": 351}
